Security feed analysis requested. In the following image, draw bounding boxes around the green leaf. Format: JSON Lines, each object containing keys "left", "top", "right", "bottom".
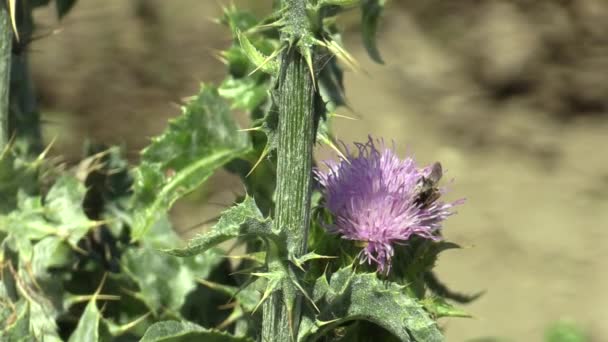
{"left": 121, "top": 246, "right": 224, "bottom": 315}
{"left": 131, "top": 85, "right": 250, "bottom": 239}
{"left": 0, "top": 195, "right": 46, "bottom": 248}
{"left": 237, "top": 31, "right": 279, "bottom": 77}
{"left": 68, "top": 298, "right": 111, "bottom": 342}
{"left": 163, "top": 196, "right": 275, "bottom": 257}
{"left": 361, "top": 0, "right": 385, "bottom": 64}
{"left": 140, "top": 321, "right": 254, "bottom": 342}
{"left": 1, "top": 177, "right": 94, "bottom": 251}
{"left": 0, "top": 148, "right": 38, "bottom": 214}
{"left": 45, "top": 175, "right": 97, "bottom": 245}
{"left": 422, "top": 297, "right": 472, "bottom": 319}
{"left": 219, "top": 77, "right": 268, "bottom": 111}
{"left": 56, "top": 0, "right": 78, "bottom": 19}
{"left": 318, "top": 0, "right": 361, "bottom": 7}
{"left": 0, "top": 300, "right": 33, "bottom": 341}
{"left": 220, "top": 5, "right": 259, "bottom": 33}
{"left": 299, "top": 266, "right": 443, "bottom": 342}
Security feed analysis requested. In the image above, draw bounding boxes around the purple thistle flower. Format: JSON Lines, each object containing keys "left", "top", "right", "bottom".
{"left": 314, "top": 137, "right": 463, "bottom": 274}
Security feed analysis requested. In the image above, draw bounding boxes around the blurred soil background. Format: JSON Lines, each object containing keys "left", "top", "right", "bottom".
{"left": 28, "top": 0, "right": 608, "bottom": 340}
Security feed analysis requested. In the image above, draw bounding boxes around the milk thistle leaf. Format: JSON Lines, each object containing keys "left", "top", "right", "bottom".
{"left": 140, "top": 321, "right": 253, "bottom": 342}
{"left": 237, "top": 31, "right": 279, "bottom": 77}
{"left": 162, "top": 196, "right": 275, "bottom": 257}
{"left": 315, "top": 137, "right": 463, "bottom": 274}
{"left": 67, "top": 296, "right": 112, "bottom": 342}
{"left": 298, "top": 265, "right": 443, "bottom": 341}
{"left": 131, "top": 85, "right": 250, "bottom": 240}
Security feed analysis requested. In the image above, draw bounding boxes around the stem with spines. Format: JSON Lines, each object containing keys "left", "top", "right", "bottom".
{"left": 261, "top": 27, "right": 316, "bottom": 342}
{"left": 0, "top": 2, "right": 11, "bottom": 149}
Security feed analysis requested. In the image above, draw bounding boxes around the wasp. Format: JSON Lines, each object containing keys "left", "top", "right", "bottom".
{"left": 413, "top": 162, "right": 443, "bottom": 208}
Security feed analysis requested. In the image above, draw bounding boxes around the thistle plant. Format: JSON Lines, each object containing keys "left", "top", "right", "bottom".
{"left": 0, "top": 1, "right": 477, "bottom": 341}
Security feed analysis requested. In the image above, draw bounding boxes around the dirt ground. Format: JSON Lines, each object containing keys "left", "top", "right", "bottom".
{"left": 30, "top": 0, "right": 608, "bottom": 341}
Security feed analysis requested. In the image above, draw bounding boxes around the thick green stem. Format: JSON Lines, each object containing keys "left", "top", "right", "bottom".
{"left": 261, "top": 47, "right": 315, "bottom": 341}
{"left": 0, "top": 3, "right": 11, "bottom": 149}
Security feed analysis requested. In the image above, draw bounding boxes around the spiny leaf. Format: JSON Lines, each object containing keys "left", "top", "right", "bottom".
{"left": 0, "top": 147, "right": 39, "bottom": 214}
{"left": 298, "top": 266, "right": 443, "bottom": 342}
{"left": 67, "top": 297, "right": 112, "bottom": 342}
{"left": 131, "top": 85, "right": 250, "bottom": 240}
{"left": 1, "top": 176, "right": 97, "bottom": 248}
{"left": 163, "top": 196, "right": 275, "bottom": 257}
{"left": 220, "top": 4, "right": 259, "bottom": 33}
{"left": 0, "top": 300, "right": 32, "bottom": 341}
{"left": 219, "top": 77, "right": 268, "bottom": 111}
{"left": 196, "top": 278, "right": 260, "bottom": 312}
{"left": 361, "top": 0, "right": 385, "bottom": 64}
{"left": 238, "top": 31, "right": 279, "bottom": 77}
{"left": 318, "top": 0, "right": 361, "bottom": 7}
{"left": 121, "top": 237, "right": 225, "bottom": 314}
{"left": 140, "top": 321, "right": 254, "bottom": 342}
{"left": 45, "top": 175, "right": 98, "bottom": 246}
{"left": 422, "top": 297, "right": 472, "bottom": 319}
{"left": 292, "top": 252, "right": 336, "bottom": 271}
{"left": 0, "top": 246, "right": 63, "bottom": 342}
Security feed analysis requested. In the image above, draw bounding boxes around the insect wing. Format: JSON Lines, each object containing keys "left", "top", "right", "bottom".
{"left": 427, "top": 162, "right": 443, "bottom": 184}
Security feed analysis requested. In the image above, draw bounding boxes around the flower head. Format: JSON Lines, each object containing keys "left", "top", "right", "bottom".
{"left": 315, "top": 137, "right": 463, "bottom": 274}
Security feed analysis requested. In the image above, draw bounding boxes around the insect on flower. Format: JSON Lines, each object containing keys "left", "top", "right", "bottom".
{"left": 413, "top": 161, "right": 443, "bottom": 209}
{"left": 315, "top": 137, "right": 463, "bottom": 274}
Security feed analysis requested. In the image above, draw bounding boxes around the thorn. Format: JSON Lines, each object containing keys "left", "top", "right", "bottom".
{"left": 94, "top": 272, "right": 109, "bottom": 298}
{"left": 8, "top": 0, "right": 19, "bottom": 42}
{"left": 244, "top": 19, "right": 286, "bottom": 35}
{"left": 301, "top": 46, "right": 317, "bottom": 91}
{"left": 292, "top": 279, "right": 320, "bottom": 313}
{"left": 248, "top": 46, "right": 284, "bottom": 77}
{"left": 319, "top": 134, "right": 348, "bottom": 162}
{"left": 328, "top": 112, "right": 358, "bottom": 121}
{"left": 237, "top": 126, "right": 262, "bottom": 132}
{"left": 38, "top": 136, "right": 57, "bottom": 161}
{"left": 246, "top": 145, "right": 270, "bottom": 177}
{"left": 209, "top": 48, "right": 229, "bottom": 65}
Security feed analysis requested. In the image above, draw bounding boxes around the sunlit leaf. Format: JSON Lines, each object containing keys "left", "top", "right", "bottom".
{"left": 318, "top": 0, "right": 361, "bottom": 8}
{"left": 163, "top": 196, "right": 275, "bottom": 257}
{"left": 121, "top": 246, "right": 224, "bottom": 315}
{"left": 299, "top": 265, "right": 443, "bottom": 342}
{"left": 0, "top": 148, "right": 38, "bottom": 214}
{"left": 422, "top": 297, "right": 472, "bottom": 319}
{"left": 0, "top": 300, "right": 32, "bottom": 341}
{"left": 1, "top": 176, "right": 96, "bottom": 248}
{"left": 237, "top": 31, "right": 279, "bottom": 77}
{"left": 67, "top": 297, "right": 112, "bottom": 342}
{"left": 219, "top": 77, "right": 268, "bottom": 111}
{"left": 45, "top": 175, "right": 97, "bottom": 245}
{"left": 140, "top": 321, "right": 254, "bottom": 342}
{"left": 131, "top": 85, "right": 250, "bottom": 240}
